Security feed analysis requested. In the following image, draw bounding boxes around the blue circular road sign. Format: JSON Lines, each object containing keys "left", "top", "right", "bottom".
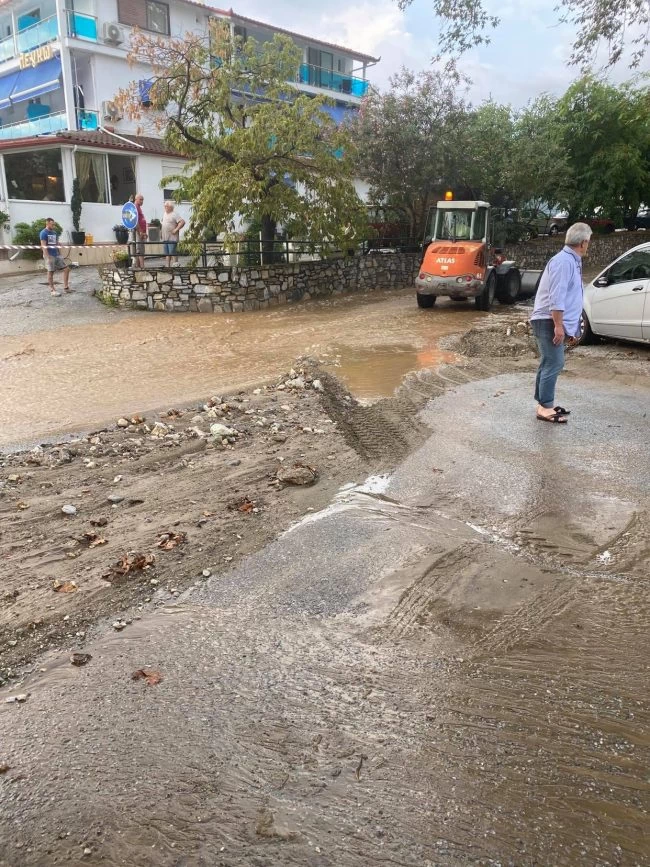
{"left": 121, "top": 202, "right": 138, "bottom": 230}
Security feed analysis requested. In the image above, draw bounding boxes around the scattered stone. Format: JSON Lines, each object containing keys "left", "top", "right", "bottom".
{"left": 61, "top": 504, "right": 77, "bottom": 516}
{"left": 0, "top": 763, "right": 10, "bottom": 774}
{"left": 150, "top": 422, "right": 169, "bottom": 438}
{"left": 70, "top": 653, "right": 92, "bottom": 667}
{"left": 229, "top": 459, "right": 242, "bottom": 467}
{"left": 210, "top": 423, "right": 237, "bottom": 439}
{"left": 112, "top": 621, "right": 127, "bottom": 631}
{"left": 117, "top": 418, "right": 129, "bottom": 428}
{"left": 312, "top": 379, "right": 324, "bottom": 392}
{"left": 52, "top": 580, "right": 77, "bottom": 593}
{"left": 202, "top": 569, "right": 211, "bottom": 577}
{"left": 5, "top": 694, "right": 28, "bottom": 704}
{"left": 107, "top": 494, "right": 124, "bottom": 504}
{"left": 276, "top": 463, "right": 318, "bottom": 486}
{"left": 83, "top": 848, "right": 92, "bottom": 857}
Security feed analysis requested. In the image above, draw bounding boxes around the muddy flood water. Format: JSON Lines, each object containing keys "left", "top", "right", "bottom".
{"left": 0, "top": 286, "right": 476, "bottom": 449}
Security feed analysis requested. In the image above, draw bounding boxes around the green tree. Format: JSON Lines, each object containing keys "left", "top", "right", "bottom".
{"left": 449, "top": 101, "right": 514, "bottom": 205}
{"left": 556, "top": 76, "right": 650, "bottom": 221}
{"left": 116, "top": 22, "right": 367, "bottom": 260}
{"left": 396, "top": 0, "right": 650, "bottom": 70}
{"left": 508, "top": 96, "right": 574, "bottom": 212}
{"left": 353, "top": 65, "right": 468, "bottom": 238}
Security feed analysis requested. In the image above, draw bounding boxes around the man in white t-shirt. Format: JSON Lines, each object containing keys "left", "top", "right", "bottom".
{"left": 161, "top": 201, "right": 185, "bottom": 267}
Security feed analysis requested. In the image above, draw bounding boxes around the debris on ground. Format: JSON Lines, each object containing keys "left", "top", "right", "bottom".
{"left": 5, "top": 694, "right": 28, "bottom": 704}
{"left": 70, "top": 653, "right": 92, "bottom": 667}
{"left": 52, "top": 580, "right": 77, "bottom": 593}
{"left": 156, "top": 532, "right": 187, "bottom": 550}
{"left": 61, "top": 505, "right": 78, "bottom": 516}
{"left": 104, "top": 552, "right": 155, "bottom": 582}
{"left": 227, "top": 496, "right": 256, "bottom": 514}
{"left": 79, "top": 532, "right": 107, "bottom": 548}
{"left": 276, "top": 462, "right": 318, "bottom": 486}
{"left": 131, "top": 669, "right": 163, "bottom": 686}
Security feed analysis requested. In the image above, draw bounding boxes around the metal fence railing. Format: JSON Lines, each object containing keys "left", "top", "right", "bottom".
{"left": 120, "top": 236, "right": 422, "bottom": 268}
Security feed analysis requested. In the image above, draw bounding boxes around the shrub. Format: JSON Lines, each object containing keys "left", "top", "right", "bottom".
{"left": 13, "top": 218, "right": 64, "bottom": 260}
{"left": 0, "top": 210, "right": 9, "bottom": 228}
{"left": 71, "top": 177, "right": 83, "bottom": 231}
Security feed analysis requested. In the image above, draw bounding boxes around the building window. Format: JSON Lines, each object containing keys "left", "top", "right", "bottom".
{"left": 108, "top": 154, "right": 136, "bottom": 205}
{"left": 4, "top": 148, "right": 64, "bottom": 201}
{"left": 161, "top": 159, "right": 189, "bottom": 202}
{"left": 75, "top": 151, "right": 109, "bottom": 203}
{"left": 233, "top": 25, "right": 247, "bottom": 42}
{"left": 146, "top": 0, "right": 169, "bottom": 35}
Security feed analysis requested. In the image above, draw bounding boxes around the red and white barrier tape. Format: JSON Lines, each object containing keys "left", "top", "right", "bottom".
{"left": 0, "top": 243, "right": 123, "bottom": 250}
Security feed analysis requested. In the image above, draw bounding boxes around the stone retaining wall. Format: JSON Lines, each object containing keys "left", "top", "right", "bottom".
{"left": 504, "top": 232, "right": 646, "bottom": 270}
{"left": 97, "top": 253, "right": 420, "bottom": 313}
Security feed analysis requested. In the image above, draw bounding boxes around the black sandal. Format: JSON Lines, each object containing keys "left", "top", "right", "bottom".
{"left": 554, "top": 406, "right": 570, "bottom": 416}
{"left": 537, "top": 411, "right": 568, "bottom": 424}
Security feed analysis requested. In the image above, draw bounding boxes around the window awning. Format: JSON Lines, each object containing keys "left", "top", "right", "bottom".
{"left": 0, "top": 69, "right": 20, "bottom": 111}
{"left": 10, "top": 55, "right": 62, "bottom": 105}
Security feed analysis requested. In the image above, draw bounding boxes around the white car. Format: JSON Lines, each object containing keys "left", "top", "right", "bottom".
{"left": 581, "top": 242, "right": 650, "bottom": 345}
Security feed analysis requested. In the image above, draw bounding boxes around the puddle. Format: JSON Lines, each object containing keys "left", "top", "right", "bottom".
{"left": 322, "top": 343, "right": 457, "bottom": 401}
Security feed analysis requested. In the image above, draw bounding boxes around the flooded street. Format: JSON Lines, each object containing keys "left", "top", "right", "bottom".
{"left": 1, "top": 270, "right": 648, "bottom": 866}
{"left": 0, "top": 273, "right": 469, "bottom": 448}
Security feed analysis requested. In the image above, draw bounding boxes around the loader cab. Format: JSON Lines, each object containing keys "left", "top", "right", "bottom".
{"left": 423, "top": 201, "right": 490, "bottom": 247}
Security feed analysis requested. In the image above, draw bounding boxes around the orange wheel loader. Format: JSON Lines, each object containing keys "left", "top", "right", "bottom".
{"left": 415, "top": 198, "right": 522, "bottom": 311}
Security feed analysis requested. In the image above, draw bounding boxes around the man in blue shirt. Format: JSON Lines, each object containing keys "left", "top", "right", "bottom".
{"left": 39, "top": 217, "right": 71, "bottom": 297}
{"left": 530, "top": 222, "right": 592, "bottom": 423}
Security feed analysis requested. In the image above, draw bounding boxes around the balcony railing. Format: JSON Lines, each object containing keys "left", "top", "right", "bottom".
{"left": 298, "top": 63, "right": 368, "bottom": 98}
{"left": 0, "top": 109, "right": 67, "bottom": 140}
{"left": 17, "top": 14, "right": 59, "bottom": 53}
{"left": 0, "top": 32, "right": 15, "bottom": 62}
{"left": 66, "top": 10, "right": 98, "bottom": 42}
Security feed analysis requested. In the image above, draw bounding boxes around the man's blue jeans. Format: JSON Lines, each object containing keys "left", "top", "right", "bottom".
{"left": 532, "top": 318, "right": 565, "bottom": 408}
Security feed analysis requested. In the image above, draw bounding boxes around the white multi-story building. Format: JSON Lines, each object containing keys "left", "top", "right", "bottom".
{"left": 0, "top": 0, "right": 377, "bottom": 242}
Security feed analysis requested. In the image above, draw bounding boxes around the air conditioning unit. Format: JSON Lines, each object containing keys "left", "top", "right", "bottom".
{"left": 102, "top": 21, "right": 124, "bottom": 45}
{"left": 101, "top": 100, "right": 122, "bottom": 122}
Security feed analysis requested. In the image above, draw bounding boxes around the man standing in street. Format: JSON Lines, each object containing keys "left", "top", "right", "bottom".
{"left": 134, "top": 193, "right": 147, "bottom": 269}
{"left": 40, "top": 217, "right": 71, "bottom": 297}
{"left": 530, "top": 222, "right": 592, "bottom": 423}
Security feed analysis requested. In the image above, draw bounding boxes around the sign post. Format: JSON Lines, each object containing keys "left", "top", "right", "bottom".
{"left": 121, "top": 202, "right": 138, "bottom": 231}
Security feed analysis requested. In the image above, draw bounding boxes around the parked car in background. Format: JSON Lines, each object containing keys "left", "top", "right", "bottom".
{"left": 624, "top": 208, "right": 650, "bottom": 231}
{"left": 519, "top": 208, "right": 567, "bottom": 236}
{"left": 580, "top": 242, "right": 650, "bottom": 345}
{"left": 582, "top": 214, "right": 616, "bottom": 234}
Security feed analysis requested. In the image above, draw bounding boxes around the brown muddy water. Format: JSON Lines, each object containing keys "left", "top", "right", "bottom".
{"left": 0, "top": 289, "right": 474, "bottom": 448}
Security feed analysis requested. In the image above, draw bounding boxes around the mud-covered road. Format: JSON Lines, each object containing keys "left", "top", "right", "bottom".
{"left": 1, "top": 271, "right": 649, "bottom": 866}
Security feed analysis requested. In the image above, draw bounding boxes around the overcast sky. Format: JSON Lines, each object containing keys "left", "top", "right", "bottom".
{"left": 224, "top": 0, "right": 649, "bottom": 106}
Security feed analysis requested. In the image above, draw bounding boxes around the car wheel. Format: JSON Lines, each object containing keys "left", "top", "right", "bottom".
{"left": 496, "top": 268, "right": 521, "bottom": 304}
{"left": 576, "top": 310, "right": 598, "bottom": 345}
{"left": 549, "top": 225, "right": 560, "bottom": 236}
{"left": 416, "top": 292, "right": 436, "bottom": 309}
{"left": 603, "top": 224, "right": 615, "bottom": 234}
{"left": 475, "top": 271, "right": 497, "bottom": 311}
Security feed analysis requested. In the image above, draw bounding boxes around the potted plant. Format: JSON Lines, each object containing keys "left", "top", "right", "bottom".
{"left": 113, "top": 223, "right": 129, "bottom": 244}
{"left": 112, "top": 249, "right": 131, "bottom": 269}
{"left": 70, "top": 178, "right": 86, "bottom": 245}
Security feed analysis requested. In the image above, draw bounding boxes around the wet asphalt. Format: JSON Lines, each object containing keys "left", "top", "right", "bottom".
{"left": 1, "top": 369, "right": 648, "bottom": 866}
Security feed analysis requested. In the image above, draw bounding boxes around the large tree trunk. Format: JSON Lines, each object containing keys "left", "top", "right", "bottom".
{"left": 260, "top": 214, "right": 277, "bottom": 266}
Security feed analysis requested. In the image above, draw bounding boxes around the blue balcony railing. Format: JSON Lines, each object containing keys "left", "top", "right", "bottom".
{"left": 17, "top": 14, "right": 59, "bottom": 52}
{"left": 0, "top": 109, "right": 67, "bottom": 140}
{"left": 298, "top": 63, "right": 368, "bottom": 98}
{"left": 0, "top": 32, "right": 15, "bottom": 62}
{"left": 66, "top": 10, "right": 98, "bottom": 42}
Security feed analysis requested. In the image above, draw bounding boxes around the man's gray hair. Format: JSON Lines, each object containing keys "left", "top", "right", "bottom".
{"left": 565, "top": 222, "right": 592, "bottom": 246}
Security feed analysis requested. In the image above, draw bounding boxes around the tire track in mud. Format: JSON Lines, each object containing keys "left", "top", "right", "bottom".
{"left": 311, "top": 353, "right": 533, "bottom": 467}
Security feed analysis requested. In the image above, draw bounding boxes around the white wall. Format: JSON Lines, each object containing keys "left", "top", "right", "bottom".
{"left": 3, "top": 145, "right": 192, "bottom": 242}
